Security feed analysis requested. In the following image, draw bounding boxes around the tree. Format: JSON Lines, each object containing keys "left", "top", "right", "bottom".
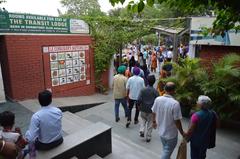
{"left": 141, "top": 33, "right": 158, "bottom": 45}
{"left": 83, "top": 16, "right": 155, "bottom": 72}
{"left": 79, "top": 16, "right": 157, "bottom": 91}
{"left": 118, "top": 5, "right": 163, "bottom": 19}
{"left": 108, "top": 8, "right": 122, "bottom": 17}
{"left": 109, "top": 0, "right": 240, "bottom": 35}
{"left": 61, "top": 0, "right": 104, "bottom": 16}
{"left": 112, "top": 2, "right": 207, "bottom": 20}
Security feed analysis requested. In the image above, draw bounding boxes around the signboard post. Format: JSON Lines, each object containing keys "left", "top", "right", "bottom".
{"left": 0, "top": 11, "right": 89, "bottom": 34}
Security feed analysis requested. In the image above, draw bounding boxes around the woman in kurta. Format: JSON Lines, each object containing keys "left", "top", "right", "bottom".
{"left": 186, "top": 95, "right": 219, "bottom": 159}
{"left": 151, "top": 52, "right": 157, "bottom": 73}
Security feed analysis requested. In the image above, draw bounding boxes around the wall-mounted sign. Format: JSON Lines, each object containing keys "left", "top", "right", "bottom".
{"left": 0, "top": 11, "right": 89, "bottom": 34}
{"left": 43, "top": 45, "right": 89, "bottom": 53}
{"left": 43, "top": 45, "right": 88, "bottom": 87}
{"left": 70, "top": 19, "right": 89, "bottom": 34}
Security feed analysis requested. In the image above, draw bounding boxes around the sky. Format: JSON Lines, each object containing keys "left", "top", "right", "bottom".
{"left": 0, "top": 0, "right": 129, "bottom": 16}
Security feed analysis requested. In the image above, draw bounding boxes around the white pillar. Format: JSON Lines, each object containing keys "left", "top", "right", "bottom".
{"left": 188, "top": 44, "right": 196, "bottom": 58}
{"left": 108, "top": 57, "right": 114, "bottom": 89}
{"left": 0, "top": 65, "right": 6, "bottom": 103}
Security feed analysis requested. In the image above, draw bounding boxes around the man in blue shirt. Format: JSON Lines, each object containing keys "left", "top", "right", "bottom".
{"left": 25, "top": 90, "right": 63, "bottom": 150}
{"left": 143, "top": 49, "right": 148, "bottom": 65}
{"left": 126, "top": 67, "right": 145, "bottom": 127}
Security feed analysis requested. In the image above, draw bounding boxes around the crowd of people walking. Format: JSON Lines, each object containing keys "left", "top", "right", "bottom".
{"left": 112, "top": 44, "right": 218, "bottom": 159}
{"left": 0, "top": 44, "right": 218, "bottom": 159}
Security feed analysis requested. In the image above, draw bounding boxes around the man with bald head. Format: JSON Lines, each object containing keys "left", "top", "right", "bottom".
{"left": 152, "top": 82, "right": 185, "bottom": 159}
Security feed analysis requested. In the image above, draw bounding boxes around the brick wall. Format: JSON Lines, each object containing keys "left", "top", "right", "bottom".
{"left": 0, "top": 35, "right": 97, "bottom": 101}
{"left": 101, "top": 70, "right": 109, "bottom": 89}
{"left": 199, "top": 45, "right": 240, "bottom": 69}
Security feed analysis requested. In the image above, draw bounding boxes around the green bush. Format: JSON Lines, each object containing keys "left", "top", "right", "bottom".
{"left": 160, "top": 54, "right": 240, "bottom": 121}
{"left": 200, "top": 54, "right": 240, "bottom": 120}
{"left": 160, "top": 58, "right": 208, "bottom": 116}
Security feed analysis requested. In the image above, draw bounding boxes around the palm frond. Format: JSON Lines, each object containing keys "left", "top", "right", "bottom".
{"left": 229, "top": 93, "right": 240, "bottom": 103}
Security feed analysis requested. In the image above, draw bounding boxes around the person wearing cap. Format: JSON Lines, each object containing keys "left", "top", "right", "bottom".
{"left": 138, "top": 75, "right": 159, "bottom": 142}
{"left": 126, "top": 66, "right": 145, "bottom": 127}
{"left": 152, "top": 82, "right": 185, "bottom": 159}
{"left": 131, "top": 63, "right": 145, "bottom": 78}
{"left": 113, "top": 65, "right": 129, "bottom": 123}
{"left": 186, "top": 95, "right": 219, "bottom": 159}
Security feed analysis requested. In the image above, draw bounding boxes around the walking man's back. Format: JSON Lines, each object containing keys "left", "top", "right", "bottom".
{"left": 126, "top": 67, "right": 145, "bottom": 126}
{"left": 138, "top": 75, "right": 159, "bottom": 142}
{"left": 152, "top": 82, "right": 185, "bottom": 159}
{"left": 113, "top": 65, "right": 129, "bottom": 124}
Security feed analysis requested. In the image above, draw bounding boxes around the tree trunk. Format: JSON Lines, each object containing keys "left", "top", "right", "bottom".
{"left": 119, "top": 43, "right": 123, "bottom": 66}
{"left": 173, "top": 34, "right": 178, "bottom": 62}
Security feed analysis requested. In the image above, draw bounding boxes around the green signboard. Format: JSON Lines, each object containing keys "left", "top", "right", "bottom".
{"left": 0, "top": 12, "right": 89, "bottom": 34}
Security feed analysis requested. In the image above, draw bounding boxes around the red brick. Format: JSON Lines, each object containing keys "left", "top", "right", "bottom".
{"left": 199, "top": 45, "right": 240, "bottom": 69}
{"left": 0, "top": 35, "right": 104, "bottom": 101}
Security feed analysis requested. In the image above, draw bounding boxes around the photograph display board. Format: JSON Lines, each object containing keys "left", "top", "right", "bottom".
{"left": 50, "top": 51, "right": 86, "bottom": 87}
{"left": 43, "top": 45, "right": 89, "bottom": 87}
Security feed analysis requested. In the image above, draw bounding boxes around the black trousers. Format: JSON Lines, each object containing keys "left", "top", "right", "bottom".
{"left": 35, "top": 137, "right": 63, "bottom": 151}
{"left": 128, "top": 99, "right": 139, "bottom": 122}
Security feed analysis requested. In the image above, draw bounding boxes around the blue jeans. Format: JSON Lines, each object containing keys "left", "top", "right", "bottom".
{"left": 114, "top": 98, "right": 128, "bottom": 119}
{"left": 160, "top": 136, "right": 178, "bottom": 159}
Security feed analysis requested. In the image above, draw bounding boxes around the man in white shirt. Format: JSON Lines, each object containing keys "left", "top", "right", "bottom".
{"left": 126, "top": 67, "right": 145, "bottom": 127}
{"left": 25, "top": 90, "right": 63, "bottom": 150}
{"left": 152, "top": 82, "right": 185, "bottom": 159}
{"left": 166, "top": 48, "right": 173, "bottom": 62}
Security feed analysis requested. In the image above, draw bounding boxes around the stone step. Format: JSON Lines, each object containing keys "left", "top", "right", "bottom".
{"left": 37, "top": 122, "right": 111, "bottom": 159}
{"left": 64, "top": 111, "right": 92, "bottom": 126}
{"left": 88, "top": 154, "right": 103, "bottom": 159}
{"left": 62, "top": 111, "right": 92, "bottom": 134}
{"left": 104, "top": 133, "right": 159, "bottom": 159}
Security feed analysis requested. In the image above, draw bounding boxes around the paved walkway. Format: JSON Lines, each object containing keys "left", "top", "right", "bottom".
{"left": 75, "top": 99, "right": 240, "bottom": 159}
{"left": 0, "top": 101, "right": 32, "bottom": 133}
{"left": 14, "top": 91, "right": 240, "bottom": 159}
